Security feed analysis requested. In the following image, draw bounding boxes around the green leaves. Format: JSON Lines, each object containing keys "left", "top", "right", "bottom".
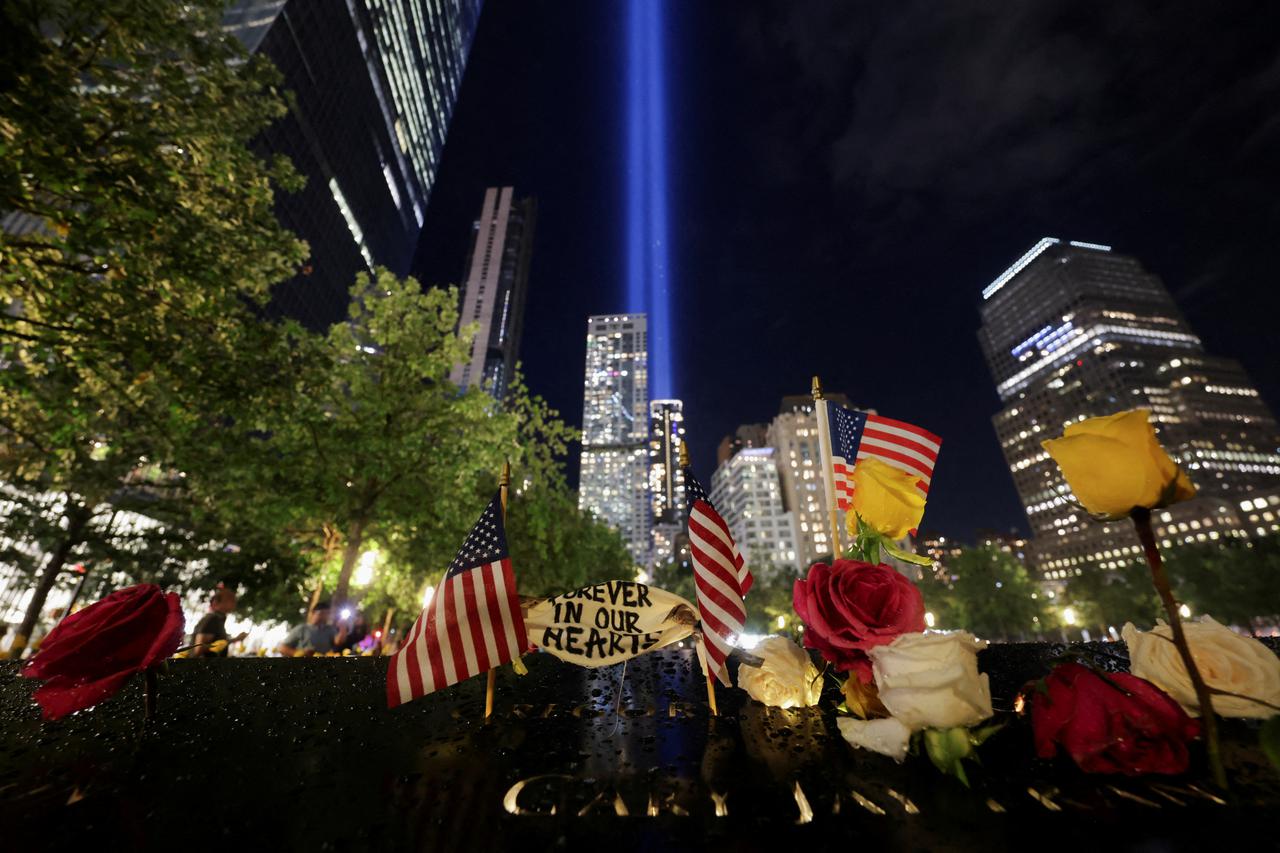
{"left": 920, "top": 544, "right": 1049, "bottom": 640}
{"left": 921, "top": 722, "right": 1003, "bottom": 787}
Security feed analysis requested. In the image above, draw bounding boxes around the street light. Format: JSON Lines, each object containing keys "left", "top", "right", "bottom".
{"left": 924, "top": 611, "right": 936, "bottom": 628}
{"left": 1179, "top": 603, "right": 1192, "bottom": 618}
{"left": 1063, "top": 607, "right": 1077, "bottom": 626}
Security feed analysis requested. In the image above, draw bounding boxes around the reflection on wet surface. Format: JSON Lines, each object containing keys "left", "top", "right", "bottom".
{"left": 1, "top": 644, "right": 1278, "bottom": 850}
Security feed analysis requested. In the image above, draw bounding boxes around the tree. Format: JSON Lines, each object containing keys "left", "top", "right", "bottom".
{"left": 1066, "top": 561, "right": 1162, "bottom": 633}
{"left": 225, "top": 270, "right": 508, "bottom": 610}
{"left": 0, "top": 0, "right": 306, "bottom": 646}
{"left": 1164, "top": 538, "right": 1280, "bottom": 633}
{"left": 921, "top": 545, "right": 1048, "bottom": 641}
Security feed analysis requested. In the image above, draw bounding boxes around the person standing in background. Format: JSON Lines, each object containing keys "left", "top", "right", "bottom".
{"left": 277, "top": 601, "right": 347, "bottom": 656}
{"left": 191, "top": 585, "right": 247, "bottom": 657}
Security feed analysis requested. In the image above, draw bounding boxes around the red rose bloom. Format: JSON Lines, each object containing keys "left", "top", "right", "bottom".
{"left": 1032, "top": 662, "right": 1201, "bottom": 775}
{"left": 22, "top": 584, "right": 184, "bottom": 720}
{"left": 791, "top": 560, "right": 925, "bottom": 682}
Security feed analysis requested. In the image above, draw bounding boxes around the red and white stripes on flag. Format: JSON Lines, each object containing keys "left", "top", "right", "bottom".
{"left": 822, "top": 401, "right": 941, "bottom": 513}
{"left": 387, "top": 493, "right": 527, "bottom": 708}
{"left": 387, "top": 559, "right": 526, "bottom": 707}
{"left": 686, "top": 492, "right": 749, "bottom": 687}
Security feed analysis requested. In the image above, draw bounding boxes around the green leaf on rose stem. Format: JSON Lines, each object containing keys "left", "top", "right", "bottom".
{"left": 923, "top": 727, "right": 977, "bottom": 787}
{"left": 882, "top": 539, "right": 935, "bottom": 568}
{"left": 1260, "top": 715, "right": 1280, "bottom": 774}
{"left": 969, "top": 721, "right": 1005, "bottom": 747}
{"left": 854, "top": 515, "right": 883, "bottom": 564}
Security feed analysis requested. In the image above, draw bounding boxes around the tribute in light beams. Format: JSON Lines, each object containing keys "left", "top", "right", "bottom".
{"left": 626, "top": 0, "right": 672, "bottom": 398}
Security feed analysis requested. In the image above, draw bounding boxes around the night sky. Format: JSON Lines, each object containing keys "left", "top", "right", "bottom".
{"left": 412, "top": 0, "right": 1280, "bottom": 541}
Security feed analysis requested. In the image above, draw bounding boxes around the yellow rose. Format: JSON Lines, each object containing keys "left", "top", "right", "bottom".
{"left": 1041, "top": 409, "right": 1195, "bottom": 518}
{"left": 847, "top": 457, "right": 926, "bottom": 540}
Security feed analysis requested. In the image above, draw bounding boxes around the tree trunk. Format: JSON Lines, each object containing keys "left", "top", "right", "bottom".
{"left": 14, "top": 501, "right": 91, "bottom": 653}
{"left": 332, "top": 518, "right": 365, "bottom": 607}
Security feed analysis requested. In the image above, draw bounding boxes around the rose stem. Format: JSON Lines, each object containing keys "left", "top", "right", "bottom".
{"left": 143, "top": 667, "right": 158, "bottom": 722}
{"left": 1132, "top": 507, "right": 1225, "bottom": 789}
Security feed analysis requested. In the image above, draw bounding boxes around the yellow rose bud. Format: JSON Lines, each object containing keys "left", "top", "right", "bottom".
{"left": 847, "top": 457, "right": 926, "bottom": 540}
{"left": 1041, "top": 409, "right": 1196, "bottom": 519}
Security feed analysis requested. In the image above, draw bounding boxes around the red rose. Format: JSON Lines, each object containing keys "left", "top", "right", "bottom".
{"left": 1032, "top": 662, "right": 1201, "bottom": 775}
{"left": 791, "top": 560, "right": 925, "bottom": 682}
{"left": 22, "top": 584, "right": 184, "bottom": 720}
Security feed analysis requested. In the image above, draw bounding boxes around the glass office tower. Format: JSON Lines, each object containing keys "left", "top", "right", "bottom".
{"left": 224, "top": 0, "right": 483, "bottom": 328}
{"left": 979, "top": 239, "right": 1280, "bottom": 579}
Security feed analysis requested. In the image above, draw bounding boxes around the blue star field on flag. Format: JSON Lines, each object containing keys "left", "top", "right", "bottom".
{"left": 446, "top": 493, "right": 508, "bottom": 578}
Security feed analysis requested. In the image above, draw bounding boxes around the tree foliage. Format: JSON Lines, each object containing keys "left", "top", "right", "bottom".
{"left": 0, "top": 0, "right": 306, "bottom": 644}
{"left": 922, "top": 545, "right": 1048, "bottom": 641}
{"left": 1065, "top": 560, "right": 1162, "bottom": 632}
{"left": 1163, "top": 538, "right": 1280, "bottom": 632}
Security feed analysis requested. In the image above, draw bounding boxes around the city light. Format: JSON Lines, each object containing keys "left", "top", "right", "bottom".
{"left": 422, "top": 585, "right": 435, "bottom": 609}
{"left": 1062, "top": 607, "right": 1077, "bottom": 626}
{"left": 924, "top": 611, "right": 936, "bottom": 628}
{"left": 776, "top": 614, "right": 786, "bottom": 629}
{"left": 354, "top": 550, "right": 378, "bottom": 587}
{"left": 1179, "top": 603, "right": 1192, "bottom": 618}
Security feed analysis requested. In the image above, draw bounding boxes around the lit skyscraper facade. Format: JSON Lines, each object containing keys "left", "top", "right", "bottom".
{"left": 710, "top": 448, "right": 799, "bottom": 575}
{"left": 449, "top": 187, "right": 536, "bottom": 399}
{"left": 578, "top": 314, "right": 650, "bottom": 564}
{"left": 647, "top": 399, "right": 686, "bottom": 566}
{"left": 224, "top": 0, "right": 483, "bottom": 329}
{"left": 766, "top": 394, "right": 854, "bottom": 566}
{"left": 979, "top": 238, "right": 1280, "bottom": 579}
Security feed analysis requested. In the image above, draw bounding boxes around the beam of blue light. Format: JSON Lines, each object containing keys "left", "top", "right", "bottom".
{"left": 626, "top": 0, "right": 673, "bottom": 399}
{"left": 625, "top": 0, "right": 646, "bottom": 317}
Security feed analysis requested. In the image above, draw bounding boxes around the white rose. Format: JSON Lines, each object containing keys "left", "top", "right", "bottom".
{"left": 868, "top": 631, "right": 992, "bottom": 731}
{"left": 1123, "top": 617, "right": 1280, "bottom": 719}
{"left": 836, "top": 716, "right": 912, "bottom": 762}
{"left": 736, "top": 636, "right": 822, "bottom": 708}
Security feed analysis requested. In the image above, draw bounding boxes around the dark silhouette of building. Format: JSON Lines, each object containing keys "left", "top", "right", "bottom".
{"left": 224, "top": 0, "right": 482, "bottom": 329}
{"left": 449, "top": 187, "right": 536, "bottom": 399}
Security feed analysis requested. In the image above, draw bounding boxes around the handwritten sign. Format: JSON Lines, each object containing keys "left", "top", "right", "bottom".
{"left": 525, "top": 581, "right": 696, "bottom": 668}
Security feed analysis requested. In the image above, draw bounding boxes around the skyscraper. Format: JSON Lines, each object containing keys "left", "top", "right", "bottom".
{"left": 766, "top": 393, "right": 854, "bottom": 566}
{"left": 648, "top": 399, "right": 686, "bottom": 566}
{"left": 710, "top": 447, "right": 799, "bottom": 576}
{"left": 578, "top": 314, "right": 650, "bottom": 564}
{"left": 979, "top": 238, "right": 1280, "bottom": 579}
{"left": 224, "top": 0, "right": 483, "bottom": 329}
{"left": 449, "top": 187, "right": 536, "bottom": 398}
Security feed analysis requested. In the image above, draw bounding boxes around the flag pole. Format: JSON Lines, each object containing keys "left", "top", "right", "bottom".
{"left": 812, "top": 376, "right": 843, "bottom": 560}
{"left": 485, "top": 459, "right": 511, "bottom": 720}
{"left": 680, "top": 440, "right": 719, "bottom": 716}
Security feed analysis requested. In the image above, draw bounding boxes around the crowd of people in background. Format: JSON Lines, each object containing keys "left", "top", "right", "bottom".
{"left": 1, "top": 585, "right": 398, "bottom": 660}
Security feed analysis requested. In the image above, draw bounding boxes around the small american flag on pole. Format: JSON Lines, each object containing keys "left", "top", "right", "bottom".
{"left": 387, "top": 492, "right": 527, "bottom": 708}
{"left": 683, "top": 466, "right": 750, "bottom": 687}
{"left": 822, "top": 401, "right": 942, "bottom": 512}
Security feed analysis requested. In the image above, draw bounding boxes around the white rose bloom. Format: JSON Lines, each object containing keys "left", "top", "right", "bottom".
{"left": 736, "top": 636, "right": 822, "bottom": 709}
{"left": 1123, "top": 617, "right": 1280, "bottom": 719}
{"left": 836, "top": 716, "right": 912, "bottom": 762}
{"left": 868, "top": 631, "right": 992, "bottom": 731}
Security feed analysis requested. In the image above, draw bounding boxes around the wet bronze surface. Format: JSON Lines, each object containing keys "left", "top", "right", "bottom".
{"left": 1, "top": 643, "right": 1277, "bottom": 850}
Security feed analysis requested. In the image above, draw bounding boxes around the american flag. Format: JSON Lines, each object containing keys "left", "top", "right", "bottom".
{"left": 683, "top": 467, "right": 751, "bottom": 687}
{"left": 387, "top": 493, "right": 527, "bottom": 708}
{"left": 823, "top": 401, "right": 941, "bottom": 512}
